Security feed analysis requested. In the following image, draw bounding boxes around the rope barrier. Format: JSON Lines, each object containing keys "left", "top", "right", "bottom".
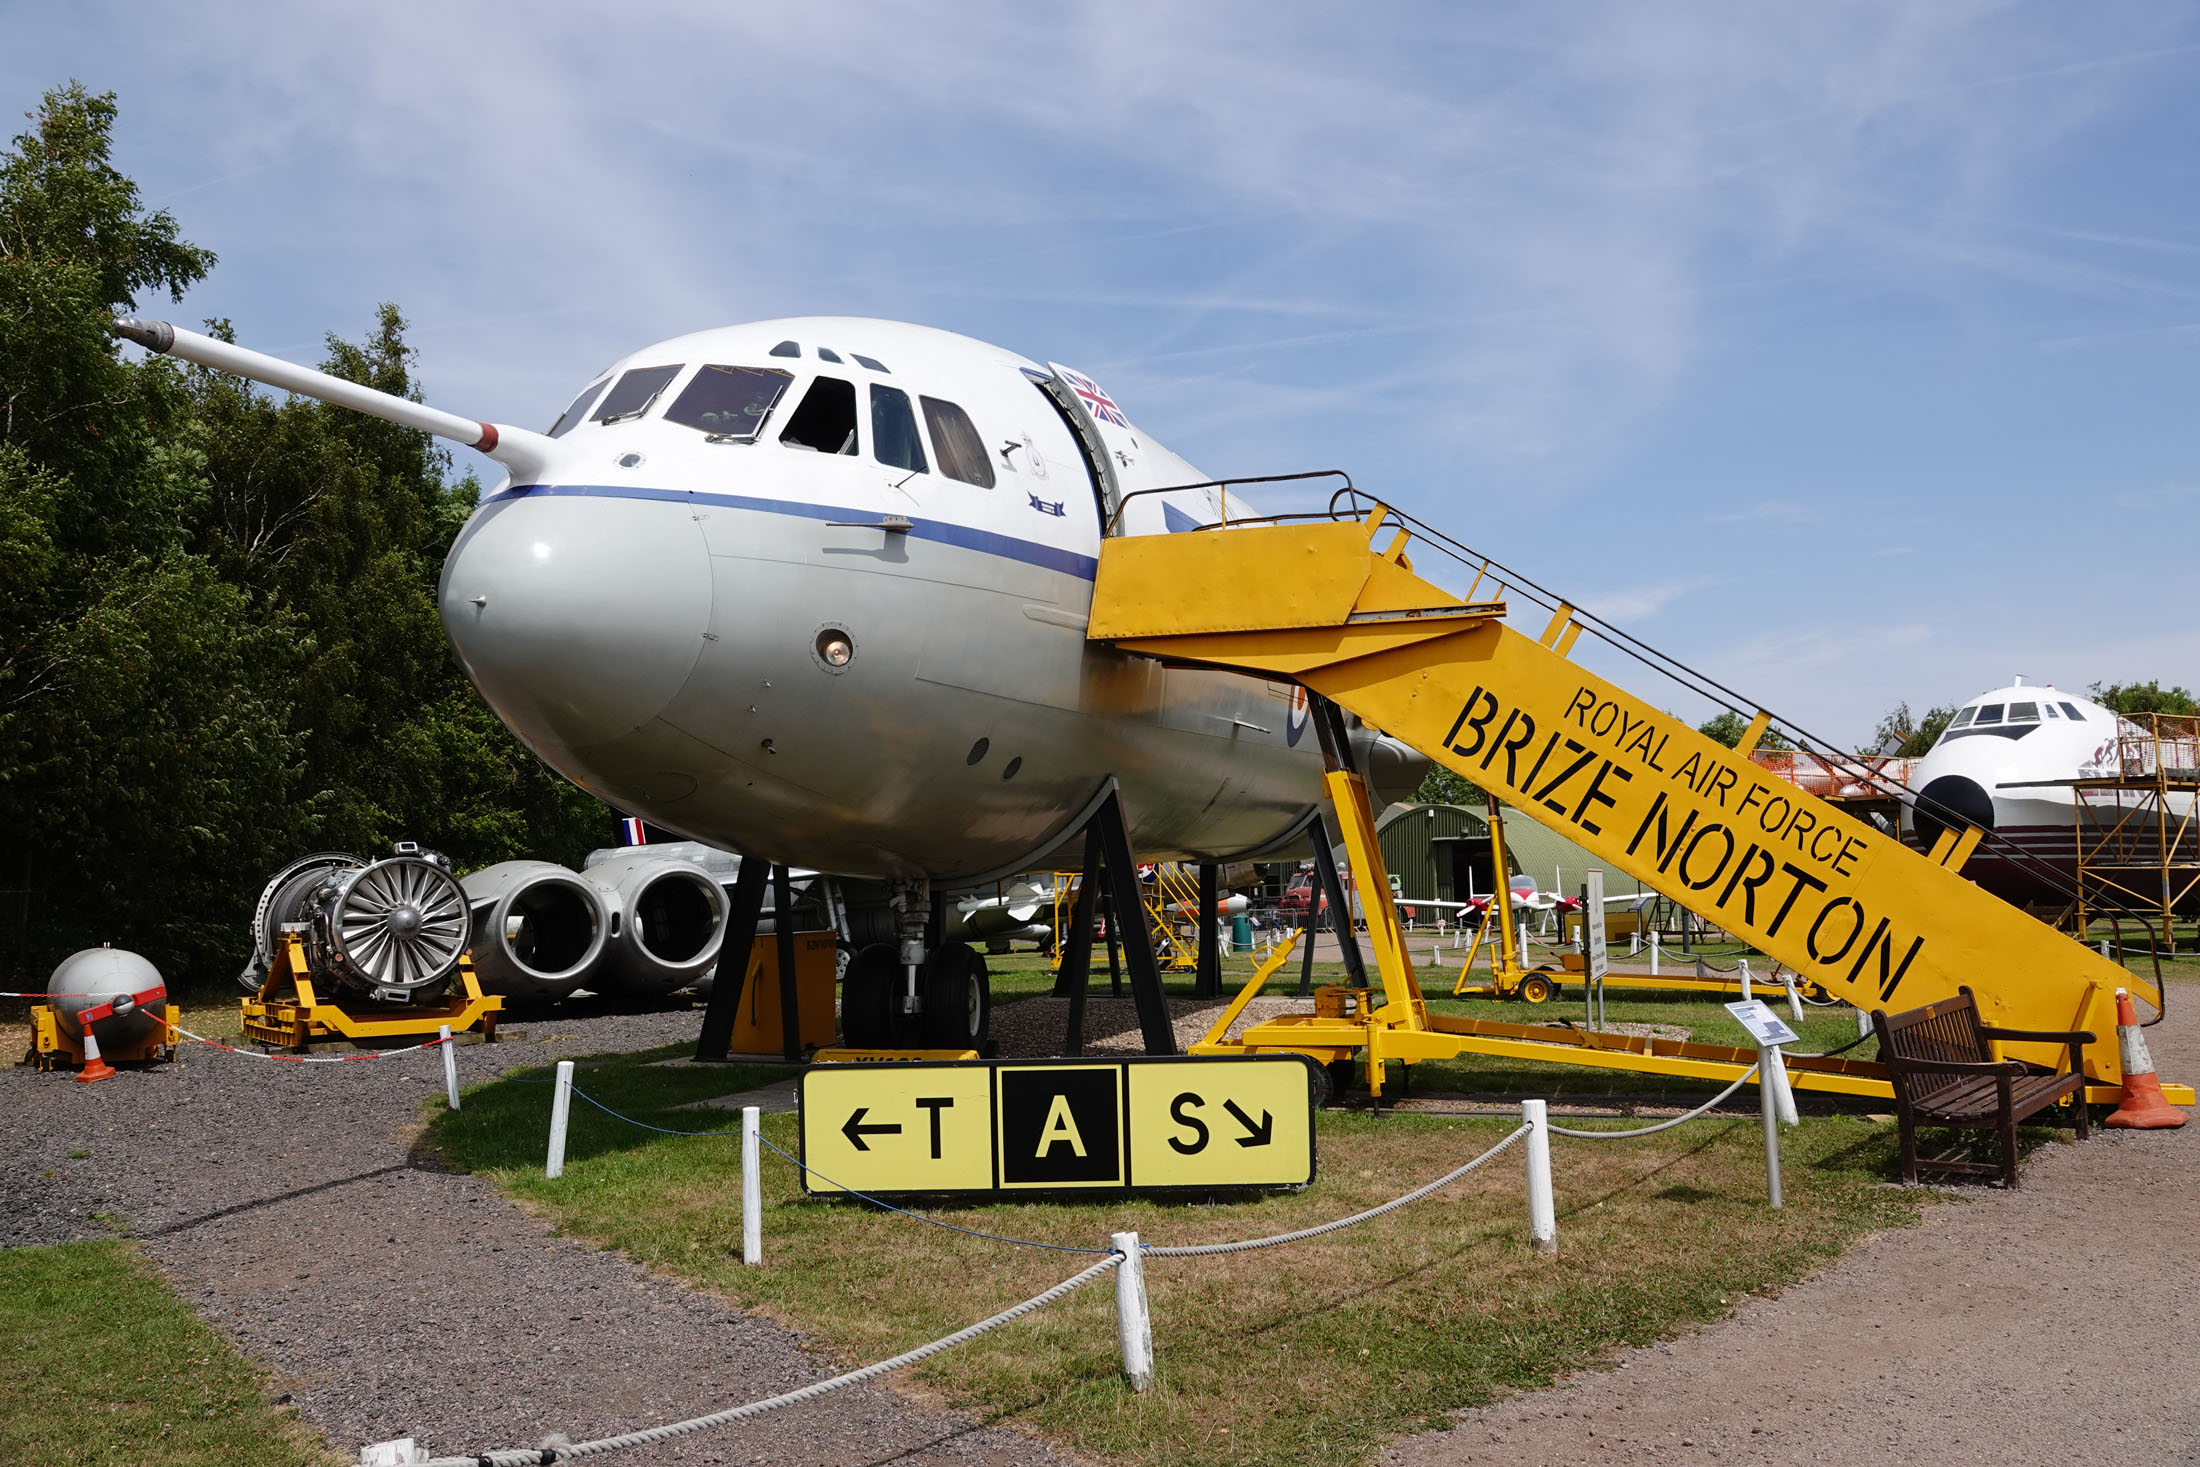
{"left": 756, "top": 1134, "right": 1117, "bottom": 1255}
{"left": 167, "top": 1022, "right": 450, "bottom": 1064}
{"left": 1144, "top": 1123, "right": 1529, "bottom": 1257}
{"left": 1544, "top": 1066, "right": 1759, "bottom": 1138}
{"left": 416, "top": 1253, "right": 1124, "bottom": 1467}
{"left": 563, "top": 1084, "right": 746, "bottom": 1137}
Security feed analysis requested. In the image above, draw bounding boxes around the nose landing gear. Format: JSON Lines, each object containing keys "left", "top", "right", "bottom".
{"left": 838, "top": 879, "right": 994, "bottom": 1052}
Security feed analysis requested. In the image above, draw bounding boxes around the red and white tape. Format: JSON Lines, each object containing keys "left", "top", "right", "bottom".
{"left": 168, "top": 1023, "right": 451, "bottom": 1063}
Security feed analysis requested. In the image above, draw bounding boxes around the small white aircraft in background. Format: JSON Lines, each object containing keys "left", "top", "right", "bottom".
{"left": 1906, "top": 678, "right": 2194, "bottom": 910}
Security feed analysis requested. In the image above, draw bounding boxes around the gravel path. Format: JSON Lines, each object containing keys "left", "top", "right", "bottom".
{"left": 3, "top": 1008, "right": 1079, "bottom": 1467}
{"left": 1381, "top": 988, "right": 2200, "bottom": 1467}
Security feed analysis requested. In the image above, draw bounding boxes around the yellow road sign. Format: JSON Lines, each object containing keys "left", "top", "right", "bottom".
{"left": 796, "top": 1056, "right": 1317, "bottom": 1196}
{"left": 1126, "top": 1056, "right": 1317, "bottom": 1188}
{"left": 799, "top": 1064, "right": 995, "bottom": 1195}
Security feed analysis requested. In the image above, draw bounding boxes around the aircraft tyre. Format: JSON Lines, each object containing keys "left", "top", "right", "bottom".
{"left": 839, "top": 943, "right": 899, "bottom": 1047}
{"left": 922, "top": 941, "right": 991, "bottom": 1049}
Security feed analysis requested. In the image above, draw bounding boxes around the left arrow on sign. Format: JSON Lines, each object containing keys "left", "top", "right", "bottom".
{"left": 842, "top": 1107, "right": 903, "bottom": 1151}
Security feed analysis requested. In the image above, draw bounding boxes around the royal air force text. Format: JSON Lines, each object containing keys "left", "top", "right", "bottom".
{"left": 1440, "top": 684, "right": 1924, "bottom": 1001}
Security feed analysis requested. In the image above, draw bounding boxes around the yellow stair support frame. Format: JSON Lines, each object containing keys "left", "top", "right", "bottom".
{"left": 1089, "top": 510, "right": 2183, "bottom": 1103}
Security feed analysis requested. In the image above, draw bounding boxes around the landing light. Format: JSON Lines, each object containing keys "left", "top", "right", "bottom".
{"left": 817, "top": 630, "right": 854, "bottom": 667}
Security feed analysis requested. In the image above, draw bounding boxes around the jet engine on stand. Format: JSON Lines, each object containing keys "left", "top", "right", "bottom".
{"left": 238, "top": 843, "right": 502, "bottom": 1050}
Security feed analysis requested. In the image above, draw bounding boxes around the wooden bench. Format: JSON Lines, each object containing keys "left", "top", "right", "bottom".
{"left": 1871, "top": 986, "right": 2093, "bottom": 1188}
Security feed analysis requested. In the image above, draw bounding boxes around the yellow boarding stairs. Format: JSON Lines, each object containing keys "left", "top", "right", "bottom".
{"left": 1089, "top": 506, "right": 2185, "bottom": 1105}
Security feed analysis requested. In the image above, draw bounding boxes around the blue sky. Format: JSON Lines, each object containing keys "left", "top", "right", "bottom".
{"left": 9, "top": 2, "right": 2198, "bottom": 745}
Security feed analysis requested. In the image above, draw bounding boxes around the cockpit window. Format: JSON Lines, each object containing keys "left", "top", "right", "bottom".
{"left": 2044, "top": 703, "right": 2060, "bottom": 718}
{"left": 2060, "top": 702, "right": 2084, "bottom": 720}
{"left": 2008, "top": 701, "right": 2040, "bottom": 722}
{"left": 853, "top": 354, "right": 889, "bottom": 373}
{"left": 818, "top": 348, "right": 843, "bottom": 363}
{"left": 1949, "top": 707, "right": 1976, "bottom": 728}
{"left": 922, "top": 396, "right": 994, "bottom": 488}
{"left": 1974, "top": 704, "right": 2005, "bottom": 725}
{"left": 769, "top": 341, "right": 800, "bottom": 358}
{"left": 870, "top": 385, "right": 927, "bottom": 473}
{"left": 548, "top": 378, "right": 610, "bottom": 437}
{"left": 593, "top": 365, "right": 683, "bottom": 424}
{"left": 779, "top": 375, "right": 857, "bottom": 455}
{"left": 663, "top": 365, "right": 793, "bottom": 441}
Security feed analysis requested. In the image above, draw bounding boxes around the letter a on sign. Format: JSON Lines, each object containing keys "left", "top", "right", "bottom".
{"left": 1036, "top": 1094, "right": 1088, "bottom": 1157}
{"left": 999, "top": 1066, "right": 1122, "bottom": 1187}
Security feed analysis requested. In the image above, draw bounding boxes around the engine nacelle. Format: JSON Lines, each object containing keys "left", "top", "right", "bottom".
{"left": 583, "top": 852, "right": 728, "bottom": 997}
{"left": 460, "top": 861, "right": 609, "bottom": 1000}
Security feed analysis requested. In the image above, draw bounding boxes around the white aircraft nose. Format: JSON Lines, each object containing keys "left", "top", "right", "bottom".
{"left": 440, "top": 490, "right": 711, "bottom": 753}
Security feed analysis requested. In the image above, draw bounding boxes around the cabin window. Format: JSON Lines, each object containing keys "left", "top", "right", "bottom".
{"left": 871, "top": 385, "right": 928, "bottom": 473}
{"left": 2061, "top": 702, "right": 2085, "bottom": 720}
{"left": 779, "top": 376, "right": 858, "bottom": 454}
{"left": 2008, "top": 701, "right": 2040, "bottom": 722}
{"left": 818, "top": 348, "right": 843, "bottom": 363}
{"left": 1949, "top": 708, "right": 1976, "bottom": 728}
{"left": 853, "top": 354, "right": 889, "bottom": 373}
{"left": 663, "top": 365, "right": 793, "bottom": 441}
{"left": 548, "top": 378, "right": 610, "bottom": 437}
{"left": 1974, "top": 704, "right": 2005, "bottom": 725}
{"left": 593, "top": 365, "right": 683, "bottom": 424}
{"left": 769, "top": 341, "right": 800, "bottom": 358}
{"left": 922, "top": 396, "right": 995, "bottom": 488}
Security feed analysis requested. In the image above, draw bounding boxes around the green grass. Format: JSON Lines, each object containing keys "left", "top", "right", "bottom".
{"left": 0, "top": 1241, "right": 333, "bottom": 1467}
{"left": 428, "top": 1039, "right": 1927, "bottom": 1467}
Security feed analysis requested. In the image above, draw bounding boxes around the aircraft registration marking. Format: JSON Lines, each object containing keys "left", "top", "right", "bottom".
{"left": 795, "top": 1056, "right": 1316, "bottom": 1197}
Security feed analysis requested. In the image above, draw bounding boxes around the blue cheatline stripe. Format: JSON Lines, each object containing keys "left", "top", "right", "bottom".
{"left": 482, "top": 482, "right": 1099, "bottom": 580}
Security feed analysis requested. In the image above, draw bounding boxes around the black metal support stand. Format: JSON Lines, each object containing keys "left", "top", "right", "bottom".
{"left": 1298, "top": 812, "right": 1328, "bottom": 998}
{"left": 1195, "top": 863, "right": 1222, "bottom": 999}
{"left": 1058, "top": 829, "right": 1102, "bottom": 1056}
{"left": 1104, "top": 889, "right": 1124, "bottom": 997}
{"left": 696, "top": 854, "right": 770, "bottom": 1061}
{"left": 1309, "top": 804, "right": 1367, "bottom": 989}
{"left": 773, "top": 862, "right": 802, "bottom": 1063}
{"left": 1090, "top": 791, "right": 1177, "bottom": 1054}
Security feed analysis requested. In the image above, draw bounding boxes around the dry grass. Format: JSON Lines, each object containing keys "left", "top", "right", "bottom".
{"left": 430, "top": 1042, "right": 1924, "bottom": 1467}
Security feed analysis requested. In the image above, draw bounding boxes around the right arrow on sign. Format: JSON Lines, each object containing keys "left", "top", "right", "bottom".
{"left": 842, "top": 1107, "right": 903, "bottom": 1152}
{"left": 1223, "top": 1099, "right": 1273, "bottom": 1147}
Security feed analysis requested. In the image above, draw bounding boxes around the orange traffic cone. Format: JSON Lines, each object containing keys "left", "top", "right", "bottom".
{"left": 75, "top": 1023, "right": 116, "bottom": 1083}
{"left": 2104, "top": 987, "right": 2186, "bottom": 1130}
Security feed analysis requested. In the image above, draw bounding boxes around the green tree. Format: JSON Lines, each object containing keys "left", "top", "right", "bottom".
{"left": 1413, "top": 764, "right": 1479, "bottom": 807}
{"left": 0, "top": 83, "right": 300, "bottom": 987}
{"left": 0, "top": 82, "right": 605, "bottom": 991}
{"left": 1697, "top": 710, "right": 1792, "bottom": 752}
{"left": 2090, "top": 680, "right": 2197, "bottom": 717}
{"left": 1864, "top": 700, "right": 1956, "bottom": 757}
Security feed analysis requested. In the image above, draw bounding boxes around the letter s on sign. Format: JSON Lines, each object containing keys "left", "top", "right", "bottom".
{"left": 1168, "top": 1092, "right": 1210, "bottom": 1155}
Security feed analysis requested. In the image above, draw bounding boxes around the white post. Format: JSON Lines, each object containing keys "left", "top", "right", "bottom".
{"left": 1856, "top": 1006, "right": 1873, "bottom": 1042}
{"left": 1769, "top": 1044, "right": 1799, "bottom": 1127}
{"left": 440, "top": 1025, "right": 459, "bottom": 1110}
{"left": 1738, "top": 959, "right": 1753, "bottom": 1001}
{"left": 1111, "top": 1231, "right": 1154, "bottom": 1392}
{"left": 1518, "top": 918, "right": 1528, "bottom": 958}
{"left": 1650, "top": 929, "right": 1660, "bottom": 975}
{"left": 1781, "top": 973, "right": 1804, "bottom": 1024}
{"left": 546, "top": 1059, "right": 575, "bottom": 1179}
{"left": 2100, "top": 938, "right": 2110, "bottom": 959}
{"left": 1757, "top": 1046, "right": 1783, "bottom": 1209}
{"left": 1522, "top": 1099, "right": 1556, "bottom": 1253}
{"left": 742, "top": 1106, "right": 763, "bottom": 1265}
